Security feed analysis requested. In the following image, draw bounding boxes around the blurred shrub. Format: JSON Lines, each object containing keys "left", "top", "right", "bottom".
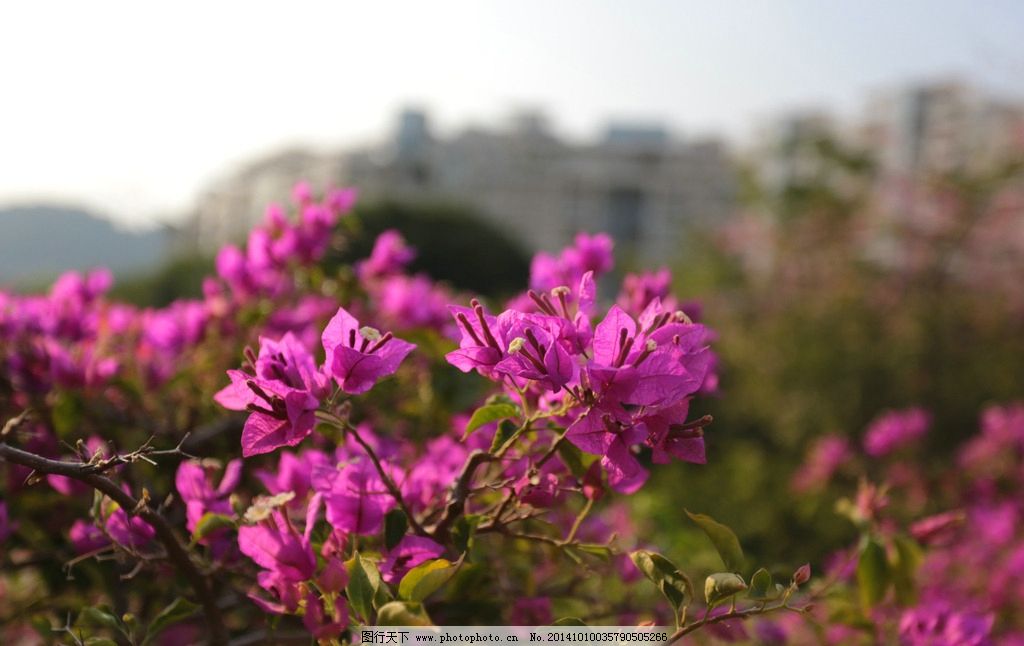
{"left": 113, "top": 200, "right": 530, "bottom": 308}
{"left": 645, "top": 138, "right": 1024, "bottom": 565}
{"left": 331, "top": 200, "right": 530, "bottom": 297}
{"left": 111, "top": 254, "right": 215, "bottom": 307}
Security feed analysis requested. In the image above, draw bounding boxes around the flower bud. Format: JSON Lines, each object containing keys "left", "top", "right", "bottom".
{"left": 792, "top": 563, "right": 811, "bottom": 586}
{"left": 582, "top": 461, "right": 605, "bottom": 501}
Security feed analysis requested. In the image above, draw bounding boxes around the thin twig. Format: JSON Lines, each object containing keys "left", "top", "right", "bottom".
{"left": 315, "top": 411, "right": 430, "bottom": 538}
{"left": 562, "top": 498, "right": 594, "bottom": 545}
{"left": 667, "top": 601, "right": 809, "bottom": 643}
{"left": 433, "top": 450, "right": 496, "bottom": 542}
{"left": 0, "top": 441, "right": 227, "bottom": 645}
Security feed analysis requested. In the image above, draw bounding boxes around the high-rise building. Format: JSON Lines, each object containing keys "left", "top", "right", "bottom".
{"left": 862, "top": 81, "right": 1024, "bottom": 177}
{"left": 186, "top": 109, "right": 738, "bottom": 264}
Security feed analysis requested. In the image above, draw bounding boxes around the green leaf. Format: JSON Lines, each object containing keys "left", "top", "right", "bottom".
{"left": 347, "top": 552, "right": 384, "bottom": 622}
{"left": 463, "top": 403, "right": 520, "bottom": 440}
{"left": 556, "top": 441, "right": 587, "bottom": 478}
{"left": 452, "top": 514, "right": 484, "bottom": 554}
{"left": 552, "top": 618, "right": 588, "bottom": 626}
{"left": 445, "top": 563, "right": 488, "bottom": 601}
{"left": 630, "top": 550, "right": 694, "bottom": 624}
{"left": 561, "top": 545, "right": 584, "bottom": 564}
{"left": 399, "top": 556, "right": 463, "bottom": 601}
{"left": 77, "top": 606, "right": 122, "bottom": 631}
{"left": 857, "top": 539, "right": 890, "bottom": 611}
{"left": 747, "top": 567, "right": 775, "bottom": 600}
{"left": 704, "top": 573, "right": 748, "bottom": 607}
{"left": 376, "top": 601, "right": 433, "bottom": 626}
{"left": 374, "top": 579, "right": 394, "bottom": 610}
{"left": 685, "top": 510, "right": 745, "bottom": 572}
{"left": 29, "top": 615, "right": 54, "bottom": 639}
{"left": 84, "top": 639, "right": 119, "bottom": 646}
{"left": 190, "top": 512, "right": 235, "bottom": 544}
{"left": 576, "top": 543, "right": 613, "bottom": 560}
{"left": 489, "top": 419, "right": 523, "bottom": 454}
{"left": 384, "top": 509, "right": 409, "bottom": 551}
{"left": 142, "top": 598, "right": 199, "bottom": 646}
{"left": 892, "top": 535, "right": 922, "bottom": 606}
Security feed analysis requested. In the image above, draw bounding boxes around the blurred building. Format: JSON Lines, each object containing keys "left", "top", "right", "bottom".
{"left": 862, "top": 81, "right": 1024, "bottom": 177}
{"left": 184, "top": 109, "right": 738, "bottom": 263}
{"left": 748, "top": 111, "right": 839, "bottom": 195}
{"left": 186, "top": 149, "right": 343, "bottom": 252}
{"left": 744, "top": 80, "right": 1024, "bottom": 274}
{"left": 746, "top": 80, "right": 1024, "bottom": 209}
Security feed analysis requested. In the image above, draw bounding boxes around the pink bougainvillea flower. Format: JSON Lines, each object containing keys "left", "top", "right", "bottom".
{"left": 863, "top": 407, "right": 931, "bottom": 457}
{"left": 358, "top": 229, "right": 416, "bottom": 279}
{"left": 899, "top": 601, "right": 994, "bottom": 646}
{"left": 303, "top": 593, "right": 348, "bottom": 640}
{"left": 238, "top": 393, "right": 319, "bottom": 458}
{"left": 910, "top": 510, "right": 965, "bottom": 546}
{"left": 69, "top": 519, "right": 108, "bottom": 554}
{"left": 238, "top": 515, "right": 316, "bottom": 584}
{"left": 639, "top": 402, "right": 708, "bottom": 466}
{"left": 214, "top": 332, "right": 328, "bottom": 410}
{"left": 214, "top": 332, "right": 329, "bottom": 457}
{"left": 445, "top": 299, "right": 512, "bottom": 377}
{"left": 494, "top": 312, "right": 575, "bottom": 393}
{"left": 564, "top": 303, "right": 711, "bottom": 492}
{"left": 791, "top": 434, "right": 852, "bottom": 493}
{"left": 176, "top": 458, "right": 242, "bottom": 541}
{"left": 312, "top": 459, "right": 396, "bottom": 535}
{"left": 380, "top": 535, "right": 445, "bottom": 583}
{"left": 565, "top": 408, "right": 648, "bottom": 493}
{"left": 530, "top": 232, "right": 614, "bottom": 292}
{"left": 617, "top": 268, "right": 673, "bottom": 317}
{"left": 403, "top": 435, "right": 470, "bottom": 513}
{"left": 373, "top": 274, "right": 452, "bottom": 332}
{"left": 255, "top": 449, "right": 332, "bottom": 501}
{"left": 321, "top": 307, "right": 415, "bottom": 394}
{"left": 517, "top": 472, "right": 562, "bottom": 508}
{"left": 105, "top": 505, "right": 156, "bottom": 551}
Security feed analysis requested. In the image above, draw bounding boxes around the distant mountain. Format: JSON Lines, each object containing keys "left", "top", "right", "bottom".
{"left": 0, "top": 205, "right": 170, "bottom": 288}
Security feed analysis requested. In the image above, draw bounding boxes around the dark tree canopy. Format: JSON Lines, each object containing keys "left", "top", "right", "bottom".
{"left": 335, "top": 200, "right": 530, "bottom": 297}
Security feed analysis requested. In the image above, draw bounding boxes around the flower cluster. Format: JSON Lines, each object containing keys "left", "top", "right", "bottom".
{"left": 216, "top": 184, "right": 356, "bottom": 300}
{"left": 446, "top": 240, "right": 714, "bottom": 493}
{"left": 862, "top": 407, "right": 931, "bottom": 457}
{"left": 777, "top": 403, "right": 1024, "bottom": 644}
{"left": 0, "top": 189, "right": 353, "bottom": 569}
{"left": 1, "top": 182, "right": 748, "bottom": 643}
{"left": 215, "top": 309, "right": 414, "bottom": 457}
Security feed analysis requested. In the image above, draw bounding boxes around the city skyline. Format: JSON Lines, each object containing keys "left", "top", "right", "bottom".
{"left": 2, "top": 1, "right": 1023, "bottom": 227}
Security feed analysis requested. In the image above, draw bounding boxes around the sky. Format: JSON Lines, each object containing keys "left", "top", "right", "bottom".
{"left": 2, "top": 0, "right": 1023, "bottom": 228}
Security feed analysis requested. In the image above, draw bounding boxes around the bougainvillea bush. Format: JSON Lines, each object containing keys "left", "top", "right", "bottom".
{"left": 781, "top": 404, "right": 1024, "bottom": 645}
{"left": 0, "top": 183, "right": 1018, "bottom": 645}
{"left": 0, "top": 184, "right": 792, "bottom": 644}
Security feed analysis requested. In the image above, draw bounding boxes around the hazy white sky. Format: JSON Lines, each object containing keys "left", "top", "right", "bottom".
{"left": 2, "top": 0, "right": 1022, "bottom": 227}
